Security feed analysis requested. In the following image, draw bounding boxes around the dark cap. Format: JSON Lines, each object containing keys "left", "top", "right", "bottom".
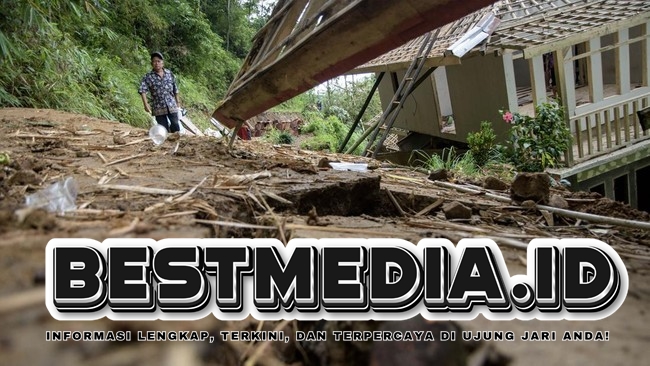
{"left": 150, "top": 52, "right": 164, "bottom": 61}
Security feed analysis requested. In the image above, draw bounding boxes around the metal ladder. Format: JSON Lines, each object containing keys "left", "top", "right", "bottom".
{"left": 362, "top": 29, "right": 439, "bottom": 158}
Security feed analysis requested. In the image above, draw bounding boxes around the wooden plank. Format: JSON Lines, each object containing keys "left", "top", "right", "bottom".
{"left": 623, "top": 103, "right": 631, "bottom": 142}
{"left": 212, "top": 0, "right": 498, "bottom": 128}
{"left": 639, "top": 97, "right": 650, "bottom": 136}
{"left": 595, "top": 112, "right": 602, "bottom": 152}
{"left": 633, "top": 100, "right": 641, "bottom": 139}
{"left": 586, "top": 115, "right": 593, "bottom": 156}
{"left": 641, "top": 21, "right": 650, "bottom": 86}
{"left": 604, "top": 109, "right": 612, "bottom": 149}
{"left": 180, "top": 117, "right": 204, "bottom": 136}
{"left": 614, "top": 105, "right": 621, "bottom": 146}
{"left": 574, "top": 118, "right": 583, "bottom": 159}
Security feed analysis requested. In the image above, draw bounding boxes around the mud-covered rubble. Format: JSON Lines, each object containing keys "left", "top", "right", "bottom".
{"left": 1, "top": 108, "right": 650, "bottom": 366}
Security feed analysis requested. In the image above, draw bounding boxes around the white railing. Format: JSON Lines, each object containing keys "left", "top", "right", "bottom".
{"left": 568, "top": 92, "right": 650, "bottom": 164}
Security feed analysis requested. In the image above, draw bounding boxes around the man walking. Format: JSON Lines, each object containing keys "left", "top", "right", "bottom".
{"left": 139, "top": 51, "right": 181, "bottom": 133}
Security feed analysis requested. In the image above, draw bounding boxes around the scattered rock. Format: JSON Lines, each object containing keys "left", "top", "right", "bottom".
{"left": 548, "top": 194, "right": 569, "bottom": 209}
{"left": 7, "top": 169, "right": 41, "bottom": 186}
{"left": 75, "top": 150, "right": 91, "bottom": 158}
{"left": 113, "top": 135, "right": 127, "bottom": 145}
{"left": 443, "top": 201, "right": 472, "bottom": 220}
{"left": 483, "top": 176, "right": 509, "bottom": 191}
{"left": 510, "top": 172, "right": 550, "bottom": 204}
{"left": 428, "top": 169, "right": 449, "bottom": 182}
{"left": 317, "top": 157, "right": 333, "bottom": 168}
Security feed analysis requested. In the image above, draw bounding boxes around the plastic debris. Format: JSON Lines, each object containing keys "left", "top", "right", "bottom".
{"left": 149, "top": 124, "right": 168, "bottom": 145}
{"left": 25, "top": 177, "right": 78, "bottom": 214}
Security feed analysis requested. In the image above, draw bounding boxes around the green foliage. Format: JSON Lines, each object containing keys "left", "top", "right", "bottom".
{"left": 466, "top": 121, "right": 497, "bottom": 167}
{"left": 410, "top": 148, "right": 478, "bottom": 177}
{"left": 299, "top": 112, "right": 364, "bottom": 154}
{"left": 264, "top": 128, "right": 295, "bottom": 145}
{"left": 500, "top": 100, "right": 573, "bottom": 172}
{"left": 0, "top": 0, "right": 260, "bottom": 129}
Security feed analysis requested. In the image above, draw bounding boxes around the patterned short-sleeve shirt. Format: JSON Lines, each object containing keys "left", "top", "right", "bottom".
{"left": 139, "top": 69, "right": 179, "bottom": 116}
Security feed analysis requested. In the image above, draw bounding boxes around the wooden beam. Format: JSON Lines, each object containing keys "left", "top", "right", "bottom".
{"left": 348, "top": 55, "right": 461, "bottom": 75}
{"left": 212, "top": 0, "right": 498, "bottom": 128}
{"left": 566, "top": 34, "right": 650, "bottom": 63}
{"left": 616, "top": 28, "right": 631, "bottom": 95}
{"left": 529, "top": 54, "right": 547, "bottom": 106}
{"left": 587, "top": 37, "right": 604, "bottom": 103}
{"left": 556, "top": 47, "right": 576, "bottom": 118}
{"left": 502, "top": 51, "right": 519, "bottom": 112}
{"left": 523, "top": 12, "right": 650, "bottom": 59}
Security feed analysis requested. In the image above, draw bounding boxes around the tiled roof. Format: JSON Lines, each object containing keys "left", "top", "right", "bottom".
{"left": 352, "top": 0, "right": 650, "bottom": 73}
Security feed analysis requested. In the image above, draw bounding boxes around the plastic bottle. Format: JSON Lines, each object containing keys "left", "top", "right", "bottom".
{"left": 149, "top": 124, "right": 168, "bottom": 145}
{"left": 25, "top": 177, "right": 78, "bottom": 214}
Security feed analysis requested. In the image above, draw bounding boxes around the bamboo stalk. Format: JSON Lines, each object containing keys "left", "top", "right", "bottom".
{"left": 104, "top": 153, "right": 149, "bottom": 166}
{"left": 108, "top": 217, "right": 140, "bottom": 236}
{"left": 174, "top": 177, "right": 208, "bottom": 202}
{"left": 385, "top": 188, "right": 406, "bottom": 216}
{"left": 415, "top": 198, "right": 445, "bottom": 216}
{"left": 96, "top": 152, "right": 108, "bottom": 164}
{"left": 100, "top": 184, "right": 185, "bottom": 195}
{"left": 433, "top": 181, "right": 650, "bottom": 231}
{"left": 194, "top": 219, "right": 277, "bottom": 230}
{"left": 14, "top": 134, "right": 85, "bottom": 141}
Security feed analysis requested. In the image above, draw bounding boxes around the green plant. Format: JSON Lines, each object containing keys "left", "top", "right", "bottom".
{"left": 264, "top": 128, "right": 295, "bottom": 145}
{"left": 410, "top": 147, "right": 478, "bottom": 177}
{"left": 500, "top": 100, "right": 572, "bottom": 172}
{"left": 467, "top": 121, "right": 497, "bottom": 167}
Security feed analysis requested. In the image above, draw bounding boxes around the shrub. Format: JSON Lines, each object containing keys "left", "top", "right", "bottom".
{"left": 466, "top": 121, "right": 497, "bottom": 167}
{"left": 500, "top": 100, "right": 572, "bottom": 172}
{"left": 264, "top": 128, "right": 295, "bottom": 145}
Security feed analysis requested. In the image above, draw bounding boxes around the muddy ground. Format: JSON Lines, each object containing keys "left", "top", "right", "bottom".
{"left": 0, "top": 108, "right": 649, "bottom": 366}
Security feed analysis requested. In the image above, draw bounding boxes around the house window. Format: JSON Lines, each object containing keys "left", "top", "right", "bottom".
{"left": 590, "top": 183, "right": 606, "bottom": 197}
{"left": 637, "top": 165, "right": 650, "bottom": 213}
{"left": 613, "top": 174, "right": 629, "bottom": 204}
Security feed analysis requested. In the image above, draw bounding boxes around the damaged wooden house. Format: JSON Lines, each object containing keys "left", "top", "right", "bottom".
{"left": 348, "top": 0, "right": 650, "bottom": 212}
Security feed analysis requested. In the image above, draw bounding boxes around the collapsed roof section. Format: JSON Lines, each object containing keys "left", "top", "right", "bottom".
{"left": 211, "top": 0, "right": 500, "bottom": 130}
{"left": 352, "top": 0, "right": 650, "bottom": 74}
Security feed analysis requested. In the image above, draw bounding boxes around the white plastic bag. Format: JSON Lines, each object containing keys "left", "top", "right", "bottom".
{"left": 177, "top": 109, "right": 186, "bottom": 135}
